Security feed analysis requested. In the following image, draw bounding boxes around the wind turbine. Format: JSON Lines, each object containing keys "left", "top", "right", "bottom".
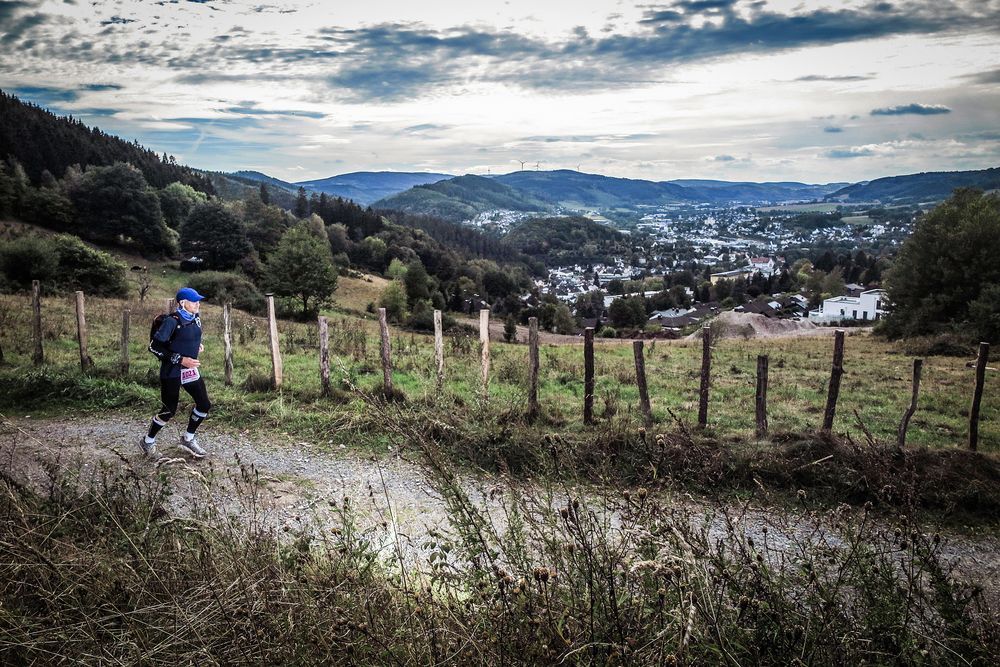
{"left": 518, "top": 160, "right": 526, "bottom": 171}
{"left": 535, "top": 162, "right": 542, "bottom": 171}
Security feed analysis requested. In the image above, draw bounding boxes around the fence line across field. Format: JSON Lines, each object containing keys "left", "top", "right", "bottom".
{"left": 14, "top": 289, "right": 994, "bottom": 449}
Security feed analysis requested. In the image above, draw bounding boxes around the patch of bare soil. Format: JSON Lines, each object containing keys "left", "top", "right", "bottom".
{"left": 689, "top": 311, "right": 850, "bottom": 340}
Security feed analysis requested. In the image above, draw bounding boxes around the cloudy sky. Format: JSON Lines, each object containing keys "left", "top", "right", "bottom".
{"left": 2, "top": 0, "right": 999, "bottom": 184}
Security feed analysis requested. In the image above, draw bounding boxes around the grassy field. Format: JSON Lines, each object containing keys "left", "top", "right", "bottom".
{"left": 756, "top": 203, "right": 843, "bottom": 213}
{"left": 0, "top": 288, "right": 995, "bottom": 454}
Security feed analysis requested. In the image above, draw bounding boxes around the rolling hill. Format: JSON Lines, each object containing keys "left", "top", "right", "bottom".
{"left": 373, "top": 174, "right": 551, "bottom": 222}
{"left": 668, "top": 179, "right": 847, "bottom": 203}
{"left": 496, "top": 169, "right": 696, "bottom": 208}
{"left": 297, "top": 171, "right": 453, "bottom": 205}
{"left": 826, "top": 167, "right": 1000, "bottom": 203}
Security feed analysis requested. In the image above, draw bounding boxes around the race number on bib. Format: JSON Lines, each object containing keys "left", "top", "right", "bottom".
{"left": 180, "top": 367, "right": 201, "bottom": 384}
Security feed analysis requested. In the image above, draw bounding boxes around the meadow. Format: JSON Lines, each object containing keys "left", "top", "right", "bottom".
{"left": 0, "top": 286, "right": 994, "bottom": 454}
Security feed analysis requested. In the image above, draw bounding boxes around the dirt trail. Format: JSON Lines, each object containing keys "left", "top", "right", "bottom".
{"left": 2, "top": 414, "right": 998, "bottom": 597}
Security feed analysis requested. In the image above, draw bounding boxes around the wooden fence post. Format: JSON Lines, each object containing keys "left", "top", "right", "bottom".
{"left": 433, "top": 309, "right": 444, "bottom": 390}
{"left": 755, "top": 354, "right": 769, "bottom": 438}
{"left": 378, "top": 308, "right": 393, "bottom": 394}
{"left": 222, "top": 302, "right": 234, "bottom": 386}
{"left": 822, "top": 330, "right": 846, "bottom": 432}
{"left": 633, "top": 340, "right": 652, "bottom": 427}
{"left": 698, "top": 326, "right": 711, "bottom": 428}
{"left": 74, "top": 291, "right": 93, "bottom": 371}
{"left": 265, "top": 294, "right": 283, "bottom": 389}
{"left": 164, "top": 298, "right": 174, "bottom": 315}
{"left": 897, "top": 358, "right": 922, "bottom": 448}
{"left": 970, "top": 342, "right": 990, "bottom": 451}
{"left": 31, "top": 280, "right": 43, "bottom": 365}
{"left": 480, "top": 309, "right": 491, "bottom": 402}
{"left": 120, "top": 307, "right": 130, "bottom": 375}
{"left": 528, "top": 317, "right": 540, "bottom": 422}
{"left": 318, "top": 316, "right": 331, "bottom": 397}
{"left": 584, "top": 327, "right": 595, "bottom": 425}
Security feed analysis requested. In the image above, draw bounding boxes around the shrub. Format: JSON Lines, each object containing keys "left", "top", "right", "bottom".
{"left": 597, "top": 325, "right": 618, "bottom": 338}
{"left": 0, "top": 234, "right": 127, "bottom": 296}
{"left": 50, "top": 235, "right": 128, "bottom": 297}
{"left": 0, "top": 235, "right": 58, "bottom": 289}
{"left": 407, "top": 299, "right": 455, "bottom": 332}
{"left": 187, "top": 271, "right": 265, "bottom": 315}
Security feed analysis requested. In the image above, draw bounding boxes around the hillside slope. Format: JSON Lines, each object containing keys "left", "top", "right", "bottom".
{"left": 374, "top": 174, "right": 550, "bottom": 221}
{"left": 0, "top": 90, "right": 212, "bottom": 193}
{"left": 496, "top": 169, "right": 696, "bottom": 208}
{"left": 298, "top": 171, "right": 453, "bottom": 205}
{"left": 827, "top": 167, "right": 1000, "bottom": 203}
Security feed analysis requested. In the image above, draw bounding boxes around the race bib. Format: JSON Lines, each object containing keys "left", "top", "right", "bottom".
{"left": 180, "top": 367, "right": 201, "bottom": 384}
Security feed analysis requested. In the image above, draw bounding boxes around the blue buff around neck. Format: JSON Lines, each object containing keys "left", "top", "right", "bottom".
{"left": 176, "top": 307, "right": 194, "bottom": 322}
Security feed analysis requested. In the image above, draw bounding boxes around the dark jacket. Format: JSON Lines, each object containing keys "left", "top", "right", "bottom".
{"left": 149, "top": 311, "right": 203, "bottom": 379}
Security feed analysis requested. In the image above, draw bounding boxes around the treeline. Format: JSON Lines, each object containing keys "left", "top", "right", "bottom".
{"left": 378, "top": 209, "right": 525, "bottom": 265}
{"left": 0, "top": 91, "right": 213, "bottom": 193}
{"left": 504, "top": 216, "right": 632, "bottom": 266}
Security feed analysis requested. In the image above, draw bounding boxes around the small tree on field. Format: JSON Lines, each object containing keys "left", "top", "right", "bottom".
{"left": 379, "top": 280, "right": 408, "bottom": 323}
{"left": 264, "top": 222, "right": 338, "bottom": 318}
{"left": 503, "top": 315, "right": 518, "bottom": 343}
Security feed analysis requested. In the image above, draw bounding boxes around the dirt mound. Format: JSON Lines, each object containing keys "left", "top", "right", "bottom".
{"left": 689, "top": 310, "right": 827, "bottom": 339}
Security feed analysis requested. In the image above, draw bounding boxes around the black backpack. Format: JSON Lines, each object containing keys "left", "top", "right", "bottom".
{"left": 149, "top": 312, "right": 181, "bottom": 348}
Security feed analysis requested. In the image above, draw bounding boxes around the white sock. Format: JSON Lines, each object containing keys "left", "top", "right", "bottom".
{"left": 144, "top": 436, "right": 156, "bottom": 445}
{"left": 183, "top": 432, "right": 195, "bottom": 442}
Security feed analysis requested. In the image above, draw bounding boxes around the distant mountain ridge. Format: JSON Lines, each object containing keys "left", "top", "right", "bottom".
{"left": 494, "top": 169, "right": 697, "bottom": 208}
{"left": 226, "top": 170, "right": 453, "bottom": 206}
{"left": 372, "top": 167, "right": 999, "bottom": 219}
{"left": 667, "top": 179, "right": 847, "bottom": 203}
{"left": 826, "top": 167, "right": 1000, "bottom": 203}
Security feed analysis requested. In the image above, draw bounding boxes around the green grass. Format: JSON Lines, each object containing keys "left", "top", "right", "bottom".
{"left": 756, "top": 203, "right": 843, "bottom": 213}
{"left": 1, "top": 292, "right": 996, "bottom": 454}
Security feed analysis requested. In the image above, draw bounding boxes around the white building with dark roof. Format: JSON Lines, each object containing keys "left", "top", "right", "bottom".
{"left": 809, "top": 289, "right": 887, "bottom": 324}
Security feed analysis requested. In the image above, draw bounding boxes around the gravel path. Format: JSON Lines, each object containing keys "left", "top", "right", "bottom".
{"left": 2, "top": 413, "right": 998, "bottom": 598}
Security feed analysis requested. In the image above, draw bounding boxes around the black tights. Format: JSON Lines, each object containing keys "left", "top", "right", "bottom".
{"left": 147, "top": 376, "right": 211, "bottom": 439}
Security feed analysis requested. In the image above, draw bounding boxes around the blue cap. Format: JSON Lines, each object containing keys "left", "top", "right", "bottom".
{"left": 176, "top": 287, "right": 205, "bottom": 303}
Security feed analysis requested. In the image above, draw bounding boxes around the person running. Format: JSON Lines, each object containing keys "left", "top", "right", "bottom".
{"left": 139, "top": 287, "right": 211, "bottom": 459}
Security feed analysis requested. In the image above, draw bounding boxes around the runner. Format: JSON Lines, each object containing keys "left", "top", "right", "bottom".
{"left": 139, "top": 287, "right": 211, "bottom": 459}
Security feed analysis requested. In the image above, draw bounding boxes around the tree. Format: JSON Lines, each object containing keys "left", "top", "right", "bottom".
{"left": 158, "top": 182, "right": 207, "bottom": 229}
{"left": 180, "top": 201, "right": 252, "bottom": 270}
{"left": 259, "top": 182, "right": 270, "bottom": 205}
{"left": 67, "top": 162, "right": 173, "bottom": 254}
{"left": 552, "top": 303, "right": 576, "bottom": 334}
{"left": 883, "top": 189, "right": 1000, "bottom": 341}
{"left": 264, "top": 222, "right": 338, "bottom": 318}
{"left": 404, "top": 259, "right": 431, "bottom": 302}
{"left": 294, "top": 186, "right": 309, "bottom": 218}
{"left": 21, "top": 187, "right": 74, "bottom": 230}
{"left": 378, "top": 279, "right": 409, "bottom": 322}
{"left": 503, "top": 315, "right": 518, "bottom": 343}
{"left": 245, "top": 196, "right": 290, "bottom": 260}
{"left": 386, "top": 258, "right": 408, "bottom": 280}
{"left": 608, "top": 296, "right": 647, "bottom": 328}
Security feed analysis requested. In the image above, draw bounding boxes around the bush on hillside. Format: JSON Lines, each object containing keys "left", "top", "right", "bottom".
{"left": 187, "top": 271, "right": 265, "bottom": 315}
{"left": 0, "top": 234, "right": 127, "bottom": 296}
{"left": 49, "top": 235, "right": 128, "bottom": 297}
{"left": 406, "top": 298, "right": 455, "bottom": 332}
{"left": 0, "top": 235, "right": 59, "bottom": 290}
